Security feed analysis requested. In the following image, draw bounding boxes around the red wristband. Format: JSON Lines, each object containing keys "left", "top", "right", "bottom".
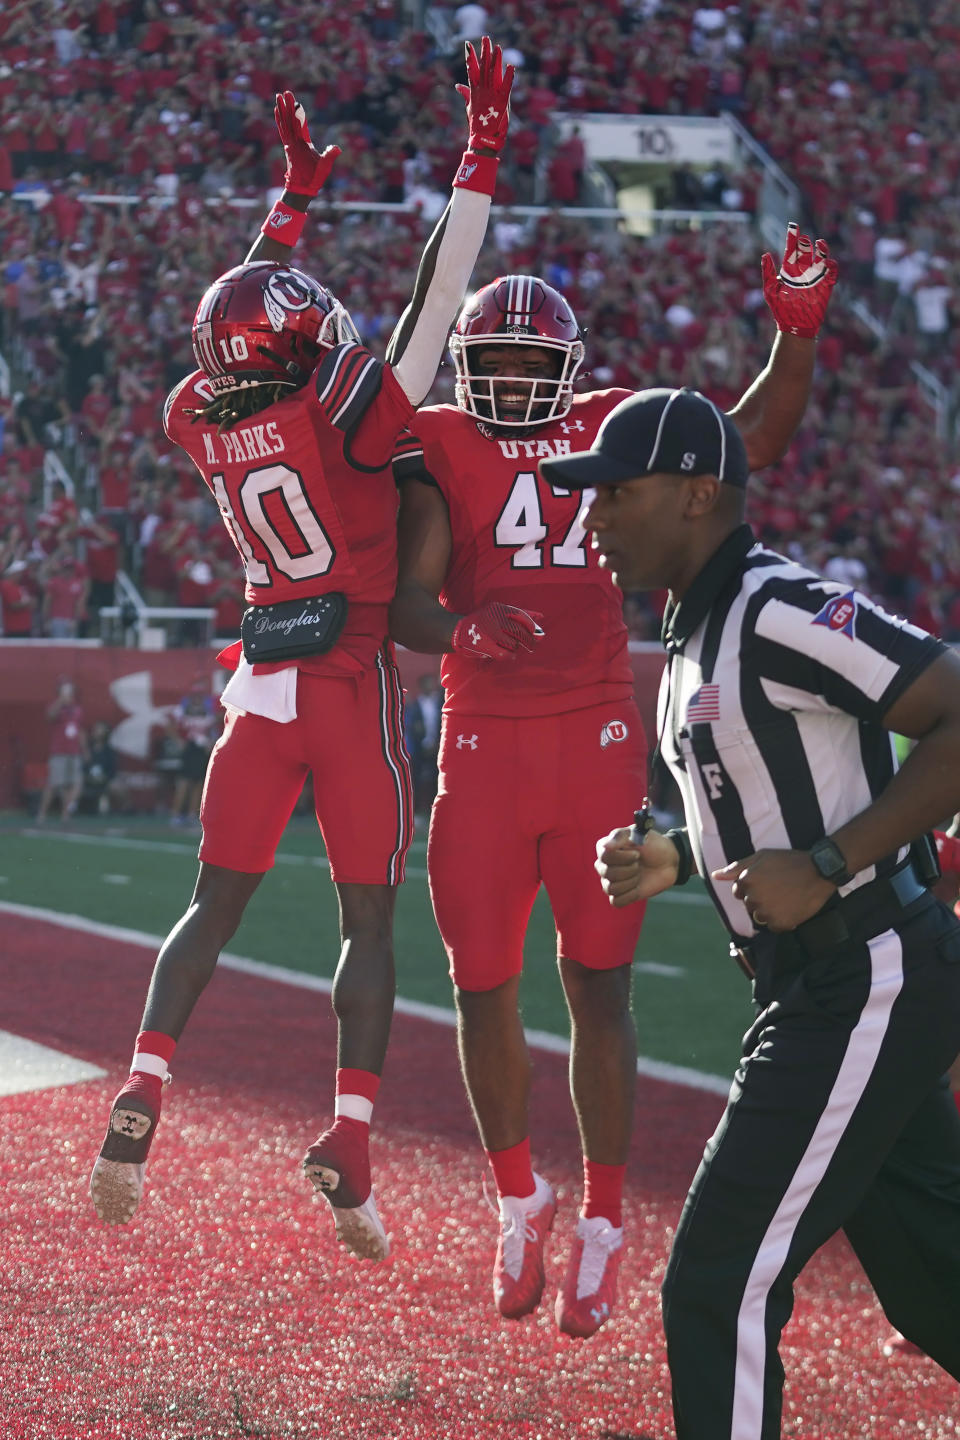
{"left": 260, "top": 199, "right": 306, "bottom": 247}
{"left": 452, "top": 151, "right": 499, "bottom": 197}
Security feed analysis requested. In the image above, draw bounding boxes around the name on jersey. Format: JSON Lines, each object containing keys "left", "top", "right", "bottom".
{"left": 496, "top": 438, "right": 574, "bottom": 460}
{"left": 202, "top": 421, "right": 286, "bottom": 466}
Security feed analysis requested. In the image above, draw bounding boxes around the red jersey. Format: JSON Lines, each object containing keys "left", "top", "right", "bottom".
{"left": 46, "top": 566, "right": 88, "bottom": 621}
{"left": 164, "top": 343, "right": 414, "bottom": 678}
{"left": 50, "top": 702, "right": 85, "bottom": 756}
{"left": 397, "top": 390, "right": 635, "bottom": 717}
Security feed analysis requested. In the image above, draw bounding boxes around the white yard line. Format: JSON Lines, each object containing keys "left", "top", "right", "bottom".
{"left": 0, "top": 899, "right": 731, "bottom": 1095}
{"left": 0, "top": 1030, "right": 106, "bottom": 1096}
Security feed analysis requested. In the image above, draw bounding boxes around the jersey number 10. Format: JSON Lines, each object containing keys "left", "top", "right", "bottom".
{"left": 211, "top": 463, "right": 335, "bottom": 586}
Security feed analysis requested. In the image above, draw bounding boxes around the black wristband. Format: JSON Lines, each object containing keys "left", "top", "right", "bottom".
{"left": 665, "top": 827, "right": 694, "bottom": 887}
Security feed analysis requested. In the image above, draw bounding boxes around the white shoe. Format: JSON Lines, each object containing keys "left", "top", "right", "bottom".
{"left": 555, "top": 1215, "right": 623, "bottom": 1338}
{"left": 327, "top": 1191, "right": 390, "bottom": 1261}
{"left": 494, "top": 1172, "right": 557, "bottom": 1318}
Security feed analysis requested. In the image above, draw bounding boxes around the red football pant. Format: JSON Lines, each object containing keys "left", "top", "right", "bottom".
{"left": 428, "top": 699, "right": 648, "bottom": 990}
{"left": 200, "top": 653, "right": 413, "bottom": 883}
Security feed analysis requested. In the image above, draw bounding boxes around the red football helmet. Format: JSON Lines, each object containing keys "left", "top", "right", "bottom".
{"left": 449, "top": 275, "right": 585, "bottom": 426}
{"left": 191, "top": 261, "right": 360, "bottom": 396}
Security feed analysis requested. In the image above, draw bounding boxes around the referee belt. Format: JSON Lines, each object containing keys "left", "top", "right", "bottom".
{"left": 733, "top": 862, "right": 931, "bottom": 977}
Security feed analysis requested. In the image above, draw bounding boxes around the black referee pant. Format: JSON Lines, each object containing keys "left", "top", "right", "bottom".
{"left": 661, "top": 894, "right": 960, "bottom": 1440}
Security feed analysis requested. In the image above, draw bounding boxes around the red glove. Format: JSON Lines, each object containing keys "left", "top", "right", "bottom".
{"left": 274, "top": 90, "right": 341, "bottom": 196}
{"left": 451, "top": 601, "right": 543, "bottom": 660}
{"left": 455, "top": 35, "right": 514, "bottom": 155}
{"left": 761, "top": 221, "right": 838, "bottom": 339}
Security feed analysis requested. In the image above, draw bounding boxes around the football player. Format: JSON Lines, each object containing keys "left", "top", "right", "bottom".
{"left": 89, "top": 41, "right": 515, "bottom": 1263}
{"left": 388, "top": 230, "right": 838, "bottom": 1332}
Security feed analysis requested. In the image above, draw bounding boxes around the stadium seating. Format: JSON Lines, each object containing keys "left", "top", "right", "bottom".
{"left": 0, "top": 0, "right": 955, "bottom": 640}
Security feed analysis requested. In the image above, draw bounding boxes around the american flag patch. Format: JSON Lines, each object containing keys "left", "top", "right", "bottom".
{"left": 686, "top": 684, "right": 720, "bottom": 725}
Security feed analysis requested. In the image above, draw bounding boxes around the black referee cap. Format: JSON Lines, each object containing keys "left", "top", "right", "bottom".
{"left": 540, "top": 387, "right": 749, "bottom": 490}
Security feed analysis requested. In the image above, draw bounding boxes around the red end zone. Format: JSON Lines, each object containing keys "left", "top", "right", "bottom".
{"left": 0, "top": 912, "right": 954, "bottom": 1439}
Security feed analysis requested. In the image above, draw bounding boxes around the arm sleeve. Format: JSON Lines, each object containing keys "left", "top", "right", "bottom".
{"left": 385, "top": 187, "right": 492, "bottom": 407}
{"left": 391, "top": 429, "right": 442, "bottom": 488}
{"left": 314, "top": 343, "right": 415, "bottom": 472}
{"left": 752, "top": 580, "right": 946, "bottom": 723}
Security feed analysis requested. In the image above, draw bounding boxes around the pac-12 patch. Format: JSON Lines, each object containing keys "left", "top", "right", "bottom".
{"left": 812, "top": 589, "right": 857, "bottom": 639}
{"left": 600, "top": 719, "right": 629, "bottom": 748}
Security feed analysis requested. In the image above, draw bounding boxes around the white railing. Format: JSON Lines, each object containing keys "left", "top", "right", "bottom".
{"left": 98, "top": 604, "right": 217, "bottom": 649}
{"left": 10, "top": 186, "right": 751, "bottom": 229}
{"left": 722, "top": 113, "right": 801, "bottom": 256}
{"left": 42, "top": 448, "right": 75, "bottom": 505}
{"left": 848, "top": 297, "right": 952, "bottom": 441}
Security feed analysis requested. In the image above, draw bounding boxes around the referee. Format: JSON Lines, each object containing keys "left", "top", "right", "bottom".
{"left": 541, "top": 388, "right": 960, "bottom": 1439}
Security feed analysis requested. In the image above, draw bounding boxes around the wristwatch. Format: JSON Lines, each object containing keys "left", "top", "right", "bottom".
{"left": 809, "top": 837, "right": 853, "bottom": 887}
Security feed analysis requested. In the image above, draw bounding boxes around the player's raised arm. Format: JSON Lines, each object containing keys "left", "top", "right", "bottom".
{"left": 245, "top": 90, "right": 341, "bottom": 266}
{"left": 726, "top": 220, "right": 839, "bottom": 470}
{"left": 385, "top": 36, "right": 514, "bottom": 406}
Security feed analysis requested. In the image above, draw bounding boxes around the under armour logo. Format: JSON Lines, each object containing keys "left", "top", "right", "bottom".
{"left": 468, "top": 624, "right": 481, "bottom": 645}
{"left": 456, "top": 733, "right": 478, "bottom": 749}
{"left": 109, "top": 671, "right": 174, "bottom": 759}
{"left": 560, "top": 419, "right": 585, "bottom": 433}
{"left": 479, "top": 107, "right": 499, "bottom": 124}
{"left": 590, "top": 1302, "right": 610, "bottom": 1323}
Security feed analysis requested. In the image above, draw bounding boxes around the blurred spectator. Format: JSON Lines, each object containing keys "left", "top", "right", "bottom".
{"left": 405, "top": 672, "right": 443, "bottom": 815}
{"left": 670, "top": 163, "right": 703, "bottom": 210}
{"left": 36, "top": 677, "right": 86, "bottom": 822}
{"left": 0, "top": 559, "right": 35, "bottom": 635}
{"left": 79, "top": 511, "right": 121, "bottom": 623}
{"left": 453, "top": 3, "right": 489, "bottom": 42}
{"left": 152, "top": 712, "right": 187, "bottom": 815}
{"left": 80, "top": 720, "right": 121, "bottom": 816}
{"left": 823, "top": 539, "right": 870, "bottom": 591}
{"left": 42, "top": 542, "right": 88, "bottom": 639}
{"left": 913, "top": 266, "right": 953, "bottom": 357}
{"left": 169, "top": 676, "right": 220, "bottom": 825}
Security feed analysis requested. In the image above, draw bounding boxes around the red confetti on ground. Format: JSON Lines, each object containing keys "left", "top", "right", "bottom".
{"left": 1, "top": 914, "right": 957, "bottom": 1438}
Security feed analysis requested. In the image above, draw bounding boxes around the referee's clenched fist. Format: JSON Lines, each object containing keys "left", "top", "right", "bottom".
{"left": 595, "top": 826, "right": 681, "bottom": 906}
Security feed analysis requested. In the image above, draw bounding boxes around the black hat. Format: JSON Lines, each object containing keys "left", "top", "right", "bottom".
{"left": 540, "top": 387, "right": 749, "bottom": 490}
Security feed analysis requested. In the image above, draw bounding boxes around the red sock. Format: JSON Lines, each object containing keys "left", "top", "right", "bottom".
{"left": 115, "top": 1030, "right": 177, "bottom": 1114}
{"left": 582, "top": 1158, "right": 626, "bottom": 1227}
{"left": 334, "top": 1067, "right": 379, "bottom": 1128}
{"left": 486, "top": 1137, "right": 535, "bottom": 1200}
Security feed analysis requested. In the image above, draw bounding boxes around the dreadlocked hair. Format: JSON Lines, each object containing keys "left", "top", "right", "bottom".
{"left": 186, "top": 381, "right": 294, "bottom": 434}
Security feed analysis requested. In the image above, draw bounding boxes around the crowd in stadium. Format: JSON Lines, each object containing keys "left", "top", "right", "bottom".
{"left": 0, "top": 0, "right": 957, "bottom": 642}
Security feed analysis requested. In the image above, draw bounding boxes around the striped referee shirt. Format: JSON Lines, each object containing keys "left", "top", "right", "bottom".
{"left": 659, "top": 525, "right": 945, "bottom": 943}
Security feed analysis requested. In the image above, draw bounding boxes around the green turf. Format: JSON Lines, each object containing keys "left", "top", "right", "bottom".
{"left": 0, "top": 814, "right": 751, "bottom": 1078}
